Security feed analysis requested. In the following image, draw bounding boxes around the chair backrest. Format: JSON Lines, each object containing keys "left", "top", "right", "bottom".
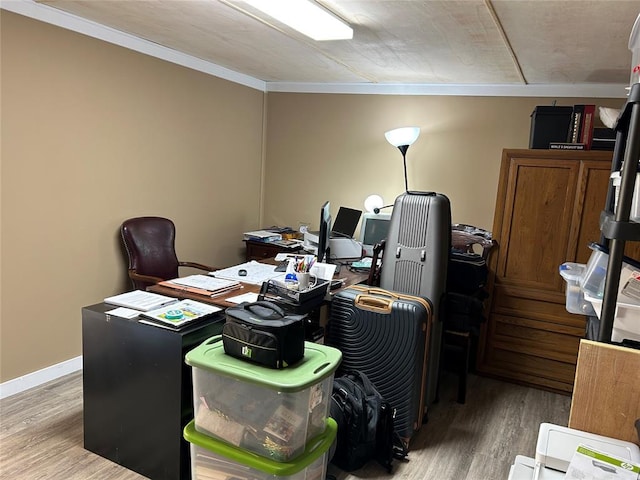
{"left": 121, "top": 216, "right": 180, "bottom": 290}
{"left": 451, "top": 228, "right": 496, "bottom": 260}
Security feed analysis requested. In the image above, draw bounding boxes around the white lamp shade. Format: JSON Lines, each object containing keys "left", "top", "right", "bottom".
{"left": 385, "top": 127, "right": 420, "bottom": 147}
{"left": 364, "top": 194, "right": 384, "bottom": 213}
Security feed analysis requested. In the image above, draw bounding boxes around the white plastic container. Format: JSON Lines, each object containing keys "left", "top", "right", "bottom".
{"left": 629, "top": 13, "right": 640, "bottom": 87}
{"left": 581, "top": 243, "right": 640, "bottom": 299}
{"left": 558, "top": 263, "right": 595, "bottom": 316}
{"left": 583, "top": 290, "right": 640, "bottom": 343}
{"left": 583, "top": 256, "right": 640, "bottom": 342}
{"left": 185, "top": 336, "right": 341, "bottom": 462}
{"left": 610, "top": 170, "right": 640, "bottom": 222}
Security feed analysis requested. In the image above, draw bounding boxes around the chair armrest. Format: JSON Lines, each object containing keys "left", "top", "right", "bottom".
{"left": 128, "top": 269, "right": 165, "bottom": 285}
{"left": 367, "top": 240, "right": 386, "bottom": 286}
{"left": 178, "top": 261, "right": 218, "bottom": 272}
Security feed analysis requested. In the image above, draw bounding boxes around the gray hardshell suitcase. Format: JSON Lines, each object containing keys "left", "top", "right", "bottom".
{"left": 326, "top": 285, "right": 433, "bottom": 444}
{"left": 379, "top": 191, "right": 451, "bottom": 407}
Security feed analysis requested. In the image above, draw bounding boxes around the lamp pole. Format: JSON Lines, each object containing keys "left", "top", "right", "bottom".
{"left": 398, "top": 144, "right": 410, "bottom": 192}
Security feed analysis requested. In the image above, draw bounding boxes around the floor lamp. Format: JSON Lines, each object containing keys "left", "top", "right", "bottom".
{"left": 384, "top": 126, "right": 420, "bottom": 192}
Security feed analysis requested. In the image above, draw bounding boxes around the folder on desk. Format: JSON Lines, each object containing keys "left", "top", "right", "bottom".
{"left": 160, "top": 275, "right": 242, "bottom": 297}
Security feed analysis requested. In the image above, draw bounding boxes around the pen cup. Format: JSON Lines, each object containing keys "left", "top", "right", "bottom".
{"left": 296, "top": 273, "right": 317, "bottom": 291}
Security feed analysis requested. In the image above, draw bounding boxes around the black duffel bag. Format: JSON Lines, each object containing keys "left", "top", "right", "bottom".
{"left": 223, "top": 301, "right": 306, "bottom": 369}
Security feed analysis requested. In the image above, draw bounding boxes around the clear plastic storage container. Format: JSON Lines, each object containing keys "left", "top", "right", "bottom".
{"left": 583, "top": 281, "right": 640, "bottom": 343}
{"left": 185, "top": 336, "right": 341, "bottom": 462}
{"left": 559, "top": 263, "right": 595, "bottom": 315}
{"left": 580, "top": 243, "right": 640, "bottom": 298}
{"left": 184, "top": 418, "right": 336, "bottom": 480}
{"left": 610, "top": 170, "right": 640, "bottom": 222}
{"left": 580, "top": 243, "right": 610, "bottom": 297}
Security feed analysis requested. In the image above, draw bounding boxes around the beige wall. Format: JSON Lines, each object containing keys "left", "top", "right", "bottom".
{"left": 263, "top": 94, "right": 625, "bottom": 234}
{"left": 1, "top": 11, "right": 265, "bottom": 382}
{"left": 0, "top": 11, "right": 628, "bottom": 384}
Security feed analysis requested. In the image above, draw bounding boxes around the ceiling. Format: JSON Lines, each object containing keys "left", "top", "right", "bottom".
{"left": 6, "top": 0, "right": 640, "bottom": 96}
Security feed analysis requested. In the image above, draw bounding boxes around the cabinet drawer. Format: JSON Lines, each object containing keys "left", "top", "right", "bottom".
{"left": 482, "top": 346, "right": 576, "bottom": 393}
{"left": 244, "top": 240, "right": 302, "bottom": 261}
{"left": 488, "top": 313, "right": 582, "bottom": 363}
{"left": 491, "top": 285, "right": 586, "bottom": 329}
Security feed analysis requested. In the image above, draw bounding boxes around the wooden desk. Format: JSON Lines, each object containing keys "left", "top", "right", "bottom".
{"left": 148, "top": 263, "right": 369, "bottom": 308}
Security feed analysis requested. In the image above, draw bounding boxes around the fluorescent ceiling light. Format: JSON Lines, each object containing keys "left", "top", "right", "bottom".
{"left": 244, "top": 0, "right": 353, "bottom": 41}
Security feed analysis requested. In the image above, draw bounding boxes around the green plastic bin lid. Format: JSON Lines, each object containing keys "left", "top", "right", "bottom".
{"left": 183, "top": 418, "right": 337, "bottom": 475}
{"left": 185, "top": 335, "right": 342, "bottom": 391}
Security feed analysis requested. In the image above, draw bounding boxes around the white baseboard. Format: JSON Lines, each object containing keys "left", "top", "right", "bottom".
{"left": 0, "top": 356, "right": 83, "bottom": 400}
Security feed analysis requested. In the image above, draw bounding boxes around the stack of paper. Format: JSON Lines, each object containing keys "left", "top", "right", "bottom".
{"left": 160, "top": 275, "right": 242, "bottom": 297}
{"left": 210, "top": 261, "right": 281, "bottom": 285}
{"left": 243, "top": 230, "right": 283, "bottom": 242}
{"left": 104, "top": 290, "right": 178, "bottom": 311}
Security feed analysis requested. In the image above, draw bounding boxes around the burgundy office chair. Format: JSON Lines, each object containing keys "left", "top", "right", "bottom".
{"left": 121, "top": 216, "right": 217, "bottom": 290}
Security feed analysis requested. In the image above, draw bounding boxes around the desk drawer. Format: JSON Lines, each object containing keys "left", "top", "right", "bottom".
{"left": 245, "top": 240, "right": 301, "bottom": 261}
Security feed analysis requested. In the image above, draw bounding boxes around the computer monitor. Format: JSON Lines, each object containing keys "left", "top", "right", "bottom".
{"left": 359, "top": 212, "right": 392, "bottom": 256}
{"left": 317, "top": 201, "right": 332, "bottom": 263}
{"left": 331, "top": 207, "right": 362, "bottom": 239}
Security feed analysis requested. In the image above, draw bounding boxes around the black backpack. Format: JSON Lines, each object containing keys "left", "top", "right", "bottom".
{"left": 329, "top": 370, "right": 408, "bottom": 472}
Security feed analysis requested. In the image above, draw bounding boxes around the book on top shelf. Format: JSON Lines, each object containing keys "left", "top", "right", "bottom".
{"left": 567, "top": 104, "right": 585, "bottom": 143}
{"left": 579, "top": 104, "right": 596, "bottom": 150}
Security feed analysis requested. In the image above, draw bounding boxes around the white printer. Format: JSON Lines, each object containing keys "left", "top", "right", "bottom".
{"left": 508, "top": 423, "right": 640, "bottom": 480}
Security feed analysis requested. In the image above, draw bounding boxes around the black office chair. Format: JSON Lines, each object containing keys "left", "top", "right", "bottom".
{"left": 120, "top": 216, "right": 217, "bottom": 290}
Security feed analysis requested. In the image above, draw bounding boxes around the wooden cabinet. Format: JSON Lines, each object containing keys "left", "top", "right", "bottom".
{"left": 478, "top": 149, "right": 619, "bottom": 393}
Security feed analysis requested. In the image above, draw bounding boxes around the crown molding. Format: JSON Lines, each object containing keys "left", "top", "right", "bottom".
{"left": 265, "top": 82, "right": 629, "bottom": 98}
{"left": 2, "top": 0, "right": 629, "bottom": 99}
{"left": 1, "top": 0, "right": 266, "bottom": 92}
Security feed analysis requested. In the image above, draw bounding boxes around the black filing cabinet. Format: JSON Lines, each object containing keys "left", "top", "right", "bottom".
{"left": 82, "top": 303, "right": 224, "bottom": 480}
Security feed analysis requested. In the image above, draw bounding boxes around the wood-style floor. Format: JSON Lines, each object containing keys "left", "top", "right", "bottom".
{"left": 0, "top": 370, "right": 571, "bottom": 480}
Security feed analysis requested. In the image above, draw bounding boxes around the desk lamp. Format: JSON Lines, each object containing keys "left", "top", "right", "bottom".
{"left": 365, "top": 194, "right": 393, "bottom": 214}
{"left": 384, "top": 126, "right": 420, "bottom": 192}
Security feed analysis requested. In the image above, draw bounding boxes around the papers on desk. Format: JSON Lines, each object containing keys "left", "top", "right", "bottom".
{"left": 210, "top": 261, "right": 281, "bottom": 285}
{"left": 160, "top": 275, "right": 242, "bottom": 297}
{"left": 104, "top": 290, "right": 178, "bottom": 311}
{"left": 309, "top": 262, "right": 337, "bottom": 281}
{"left": 225, "top": 292, "right": 260, "bottom": 304}
{"left": 105, "top": 307, "right": 141, "bottom": 319}
{"left": 140, "top": 299, "right": 221, "bottom": 329}
{"left": 243, "top": 230, "right": 282, "bottom": 242}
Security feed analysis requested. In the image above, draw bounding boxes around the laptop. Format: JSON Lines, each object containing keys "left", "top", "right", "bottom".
{"left": 331, "top": 207, "right": 362, "bottom": 239}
